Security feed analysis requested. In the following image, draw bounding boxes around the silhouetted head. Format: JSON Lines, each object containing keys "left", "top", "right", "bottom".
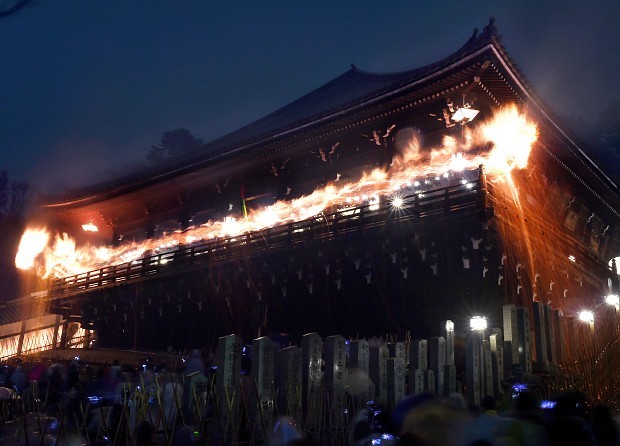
{"left": 135, "top": 420, "right": 158, "bottom": 445}
{"left": 513, "top": 390, "right": 538, "bottom": 413}
{"left": 481, "top": 395, "right": 496, "bottom": 412}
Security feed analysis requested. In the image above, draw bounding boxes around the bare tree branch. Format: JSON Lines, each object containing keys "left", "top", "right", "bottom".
{"left": 0, "top": 171, "right": 29, "bottom": 218}
{"left": 0, "top": 171, "right": 7, "bottom": 215}
{"left": 147, "top": 128, "right": 204, "bottom": 164}
{"left": 6, "top": 180, "right": 28, "bottom": 216}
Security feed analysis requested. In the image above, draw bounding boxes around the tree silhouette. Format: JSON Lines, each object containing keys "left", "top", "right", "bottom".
{"left": 0, "top": 171, "right": 29, "bottom": 301}
{"left": 0, "top": 170, "right": 29, "bottom": 218}
{"left": 595, "top": 102, "right": 620, "bottom": 147}
{"left": 588, "top": 103, "right": 620, "bottom": 180}
{"left": 147, "top": 128, "right": 204, "bottom": 164}
{"left": 562, "top": 103, "right": 620, "bottom": 181}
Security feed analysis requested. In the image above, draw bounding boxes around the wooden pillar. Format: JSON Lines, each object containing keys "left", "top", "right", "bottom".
{"left": 60, "top": 319, "right": 70, "bottom": 349}
{"left": 83, "top": 329, "right": 91, "bottom": 349}
{"left": 52, "top": 314, "right": 62, "bottom": 349}
{"left": 16, "top": 318, "right": 27, "bottom": 356}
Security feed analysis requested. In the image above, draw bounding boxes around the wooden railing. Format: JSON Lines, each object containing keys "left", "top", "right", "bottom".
{"left": 49, "top": 180, "right": 482, "bottom": 299}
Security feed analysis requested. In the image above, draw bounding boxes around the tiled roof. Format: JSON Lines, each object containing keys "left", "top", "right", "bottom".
{"left": 41, "top": 23, "right": 500, "bottom": 205}
{"left": 39, "top": 19, "right": 620, "bottom": 215}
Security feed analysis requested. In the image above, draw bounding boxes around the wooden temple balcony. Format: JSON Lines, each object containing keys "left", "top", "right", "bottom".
{"left": 48, "top": 178, "right": 483, "bottom": 301}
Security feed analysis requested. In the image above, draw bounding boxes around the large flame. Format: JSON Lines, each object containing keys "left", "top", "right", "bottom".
{"left": 480, "top": 106, "right": 537, "bottom": 173}
{"left": 15, "top": 228, "right": 50, "bottom": 271}
{"left": 17, "top": 105, "right": 538, "bottom": 278}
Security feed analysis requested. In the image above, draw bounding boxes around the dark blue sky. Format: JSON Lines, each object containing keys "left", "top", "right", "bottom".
{"left": 1, "top": 1, "right": 619, "bottom": 191}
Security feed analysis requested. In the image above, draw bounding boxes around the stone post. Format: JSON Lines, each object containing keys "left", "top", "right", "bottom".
{"left": 489, "top": 330, "right": 504, "bottom": 398}
{"left": 429, "top": 337, "right": 446, "bottom": 394}
{"left": 466, "top": 331, "right": 483, "bottom": 407}
{"left": 251, "top": 336, "right": 276, "bottom": 440}
{"left": 387, "top": 357, "right": 405, "bottom": 409}
{"left": 216, "top": 334, "right": 242, "bottom": 444}
{"left": 275, "top": 346, "right": 302, "bottom": 419}
{"left": 502, "top": 304, "right": 519, "bottom": 373}
{"left": 369, "top": 344, "right": 389, "bottom": 406}
{"left": 517, "top": 308, "right": 532, "bottom": 374}
{"left": 532, "top": 301, "right": 548, "bottom": 372}
{"left": 348, "top": 339, "right": 371, "bottom": 403}
{"left": 301, "top": 332, "right": 323, "bottom": 426}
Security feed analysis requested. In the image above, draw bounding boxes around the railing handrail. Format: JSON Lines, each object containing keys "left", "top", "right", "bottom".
{"left": 49, "top": 181, "right": 481, "bottom": 299}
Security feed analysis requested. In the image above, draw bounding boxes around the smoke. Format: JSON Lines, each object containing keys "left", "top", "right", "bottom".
{"left": 501, "top": 3, "right": 620, "bottom": 122}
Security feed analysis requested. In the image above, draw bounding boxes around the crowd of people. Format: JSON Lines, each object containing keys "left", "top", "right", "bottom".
{"left": 362, "top": 391, "right": 620, "bottom": 446}
{"left": 0, "top": 353, "right": 206, "bottom": 445}
{"left": 0, "top": 353, "right": 618, "bottom": 446}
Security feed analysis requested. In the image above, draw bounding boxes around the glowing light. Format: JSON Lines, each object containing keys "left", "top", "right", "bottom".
{"left": 479, "top": 106, "right": 537, "bottom": 176}
{"left": 18, "top": 106, "right": 538, "bottom": 278}
{"left": 445, "top": 320, "right": 454, "bottom": 331}
{"left": 391, "top": 196, "right": 404, "bottom": 209}
{"left": 448, "top": 153, "right": 467, "bottom": 172}
{"left": 568, "top": 255, "right": 576, "bottom": 262}
{"left": 368, "top": 195, "right": 380, "bottom": 211}
{"left": 605, "top": 294, "right": 619, "bottom": 310}
{"left": 94, "top": 247, "right": 111, "bottom": 262}
{"left": 15, "top": 228, "right": 50, "bottom": 270}
{"left": 81, "top": 222, "right": 99, "bottom": 232}
{"left": 221, "top": 217, "right": 244, "bottom": 237}
{"left": 578, "top": 310, "right": 594, "bottom": 324}
{"left": 470, "top": 316, "right": 487, "bottom": 332}
{"left": 254, "top": 206, "right": 279, "bottom": 228}
{"left": 452, "top": 106, "right": 479, "bottom": 123}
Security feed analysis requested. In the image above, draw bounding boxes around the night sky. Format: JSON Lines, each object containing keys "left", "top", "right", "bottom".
{"left": 1, "top": 1, "right": 619, "bottom": 192}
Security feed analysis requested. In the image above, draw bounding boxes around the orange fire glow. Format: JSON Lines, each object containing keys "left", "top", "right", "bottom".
{"left": 16, "top": 105, "right": 538, "bottom": 278}
{"left": 15, "top": 228, "right": 50, "bottom": 271}
{"left": 81, "top": 222, "right": 99, "bottom": 232}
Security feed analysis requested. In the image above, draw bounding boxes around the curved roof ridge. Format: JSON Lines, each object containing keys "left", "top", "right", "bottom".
{"left": 184, "top": 18, "right": 502, "bottom": 150}
{"left": 347, "top": 63, "right": 429, "bottom": 79}
{"left": 347, "top": 19, "right": 499, "bottom": 80}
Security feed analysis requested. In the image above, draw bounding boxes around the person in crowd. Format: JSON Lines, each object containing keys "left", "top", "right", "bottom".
{"left": 184, "top": 349, "right": 205, "bottom": 376}
{"left": 399, "top": 394, "right": 472, "bottom": 446}
{"left": 494, "top": 390, "right": 550, "bottom": 446}
{"left": 109, "top": 394, "right": 130, "bottom": 446}
{"left": 270, "top": 416, "right": 305, "bottom": 446}
{"left": 546, "top": 392, "right": 594, "bottom": 446}
{"left": 463, "top": 395, "right": 502, "bottom": 445}
{"left": 10, "top": 365, "right": 26, "bottom": 393}
{"left": 161, "top": 371, "right": 184, "bottom": 429}
{"left": 110, "top": 359, "right": 122, "bottom": 380}
{"left": 134, "top": 420, "right": 159, "bottom": 445}
{"left": 173, "top": 425, "right": 198, "bottom": 445}
{"left": 591, "top": 405, "right": 620, "bottom": 446}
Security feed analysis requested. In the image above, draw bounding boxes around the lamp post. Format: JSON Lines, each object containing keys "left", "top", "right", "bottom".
{"left": 466, "top": 316, "right": 487, "bottom": 407}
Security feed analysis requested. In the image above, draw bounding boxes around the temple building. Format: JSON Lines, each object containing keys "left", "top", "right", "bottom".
{"left": 5, "top": 19, "right": 620, "bottom": 392}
